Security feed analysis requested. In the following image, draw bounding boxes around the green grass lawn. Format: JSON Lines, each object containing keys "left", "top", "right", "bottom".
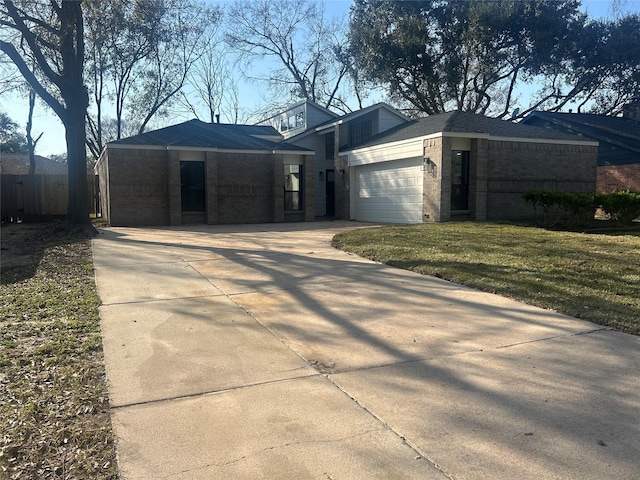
{"left": 332, "top": 222, "right": 640, "bottom": 335}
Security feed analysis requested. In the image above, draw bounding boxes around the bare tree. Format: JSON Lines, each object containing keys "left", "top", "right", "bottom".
{"left": 1, "top": 0, "right": 90, "bottom": 224}
{"left": 84, "top": 0, "right": 222, "bottom": 158}
{"left": 26, "top": 87, "right": 43, "bottom": 174}
{"left": 225, "top": 0, "right": 355, "bottom": 111}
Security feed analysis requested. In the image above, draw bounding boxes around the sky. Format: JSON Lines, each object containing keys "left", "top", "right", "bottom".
{"left": 0, "top": 0, "right": 638, "bottom": 157}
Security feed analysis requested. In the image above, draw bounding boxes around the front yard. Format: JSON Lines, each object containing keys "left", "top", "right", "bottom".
{"left": 333, "top": 222, "right": 640, "bottom": 335}
{"left": 0, "top": 223, "right": 117, "bottom": 479}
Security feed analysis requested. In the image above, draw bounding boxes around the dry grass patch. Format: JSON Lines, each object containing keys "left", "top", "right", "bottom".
{"left": 0, "top": 223, "right": 117, "bottom": 479}
{"left": 333, "top": 222, "right": 640, "bottom": 335}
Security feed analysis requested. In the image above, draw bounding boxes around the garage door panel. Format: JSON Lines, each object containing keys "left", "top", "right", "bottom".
{"left": 355, "top": 158, "right": 423, "bottom": 224}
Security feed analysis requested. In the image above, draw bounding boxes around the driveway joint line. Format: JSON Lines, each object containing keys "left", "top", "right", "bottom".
{"left": 323, "top": 372, "right": 456, "bottom": 480}
{"left": 495, "top": 327, "right": 612, "bottom": 349}
{"left": 110, "top": 373, "right": 321, "bottom": 410}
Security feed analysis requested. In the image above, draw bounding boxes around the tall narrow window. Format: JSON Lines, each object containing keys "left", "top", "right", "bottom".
{"left": 180, "top": 161, "right": 205, "bottom": 212}
{"left": 451, "top": 151, "right": 469, "bottom": 210}
{"left": 325, "top": 133, "right": 335, "bottom": 160}
{"left": 284, "top": 164, "right": 303, "bottom": 211}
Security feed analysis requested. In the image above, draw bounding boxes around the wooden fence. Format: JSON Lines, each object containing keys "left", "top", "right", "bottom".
{"left": 1, "top": 174, "right": 100, "bottom": 223}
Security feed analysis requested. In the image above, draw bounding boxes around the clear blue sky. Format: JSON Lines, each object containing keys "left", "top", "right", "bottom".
{"left": 0, "top": 0, "right": 637, "bottom": 156}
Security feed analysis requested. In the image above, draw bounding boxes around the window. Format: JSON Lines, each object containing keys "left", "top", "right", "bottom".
{"left": 451, "top": 151, "right": 469, "bottom": 210}
{"left": 325, "top": 133, "right": 335, "bottom": 160}
{"left": 284, "top": 164, "right": 303, "bottom": 211}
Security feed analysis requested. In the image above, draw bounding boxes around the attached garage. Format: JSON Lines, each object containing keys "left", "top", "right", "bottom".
{"left": 354, "top": 157, "right": 423, "bottom": 223}
{"left": 343, "top": 112, "right": 599, "bottom": 224}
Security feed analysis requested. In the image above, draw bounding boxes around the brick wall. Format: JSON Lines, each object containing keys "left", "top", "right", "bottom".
{"left": 214, "top": 152, "right": 275, "bottom": 224}
{"left": 597, "top": 164, "right": 640, "bottom": 192}
{"left": 106, "top": 148, "right": 170, "bottom": 226}
{"left": 334, "top": 155, "right": 350, "bottom": 220}
{"left": 485, "top": 141, "right": 598, "bottom": 221}
{"left": 102, "top": 147, "right": 314, "bottom": 226}
{"left": 423, "top": 136, "right": 449, "bottom": 222}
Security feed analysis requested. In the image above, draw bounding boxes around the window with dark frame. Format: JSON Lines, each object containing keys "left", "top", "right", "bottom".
{"left": 325, "top": 133, "right": 335, "bottom": 160}
{"left": 284, "top": 164, "right": 303, "bottom": 211}
{"left": 451, "top": 150, "right": 470, "bottom": 210}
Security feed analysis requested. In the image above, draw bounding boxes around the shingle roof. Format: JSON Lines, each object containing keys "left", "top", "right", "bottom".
{"left": 343, "top": 111, "right": 588, "bottom": 151}
{"left": 0, "top": 154, "right": 67, "bottom": 175}
{"left": 108, "top": 119, "right": 309, "bottom": 152}
{"left": 523, "top": 111, "right": 640, "bottom": 153}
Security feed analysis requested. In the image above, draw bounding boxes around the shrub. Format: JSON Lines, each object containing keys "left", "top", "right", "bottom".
{"left": 599, "top": 190, "right": 640, "bottom": 225}
{"left": 522, "top": 190, "right": 598, "bottom": 230}
{"left": 523, "top": 190, "right": 640, "bottom": 229}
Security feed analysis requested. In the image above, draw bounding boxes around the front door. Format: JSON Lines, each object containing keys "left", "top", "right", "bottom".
{"left": 325, "top": 169, "right": 335, "bottom": 217}
{"left": 180, "top": 161, "right": 205, "bottom": 212}
{"left": 451, "top": 151, "right": 469, "bottom": 211}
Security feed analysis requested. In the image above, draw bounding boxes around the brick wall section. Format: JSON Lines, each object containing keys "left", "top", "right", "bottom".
{"left": 334, "top": 155, "right": 350, "bottom": 220}
{"left": 470, "top": 138, "right": 489, "bottom": 220}
{"left": 215, "top": 152, "right": 275, "bottom": 224}
{"left": 485, "top": 141, "right": 598, "bottom": 221}
{"left": 597, "top": 164, "right": 640, "bottom": 192}
{"left": 205, "top": 152, "right": 218, "bottom": 224}
{"left": 96, "top": 151, "right": 110, "bottom": 222}
{"left": 102, "top": 148, "right": 314, "bottom": 226}
{"left": 423, "top": 136, "right": 450, "bottom": 222}
{"left": 106, "top": 148, "right": 170, "bottom": 226}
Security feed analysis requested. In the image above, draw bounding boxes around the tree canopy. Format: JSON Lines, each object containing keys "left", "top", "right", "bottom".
{"left": 0, "top": 111, "right": 28, "bottom": 153}
{"left": 348, "top": 0, "right": 640, "bottom": 118}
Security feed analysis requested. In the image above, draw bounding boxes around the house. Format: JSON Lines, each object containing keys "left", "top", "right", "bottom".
{"left": 95, "top": 102, "right": 599, "bottom": 227}
{"left": 340, "top": 112, "right": 599, "bottom": 223}
{"left": 0, "top": 153, "right": 67, "bottom": 175}
{"left": 95, "top": 120, "right": 314, "bottom": 226}
{"left": 522, "top": 103, "right": 640, "bottom": 193}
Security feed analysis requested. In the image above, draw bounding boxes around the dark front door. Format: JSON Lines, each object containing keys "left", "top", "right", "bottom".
{"left": 325, "top": 169, "right": 335, "bottom": 217}
{"left": 180, "top": 161, "right": 205, "bottom": 212}
{"left": 451, "top": 151, "right": 469, "bottom": 211}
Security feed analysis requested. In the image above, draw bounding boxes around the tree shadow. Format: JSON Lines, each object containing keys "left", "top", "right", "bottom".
{"left": 0, "top": 221, "right": 97, "bottom": 284}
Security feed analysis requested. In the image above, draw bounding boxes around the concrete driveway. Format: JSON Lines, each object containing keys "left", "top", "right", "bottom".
{"left": 92, "top": 221, "right": 640, "bottom": 479}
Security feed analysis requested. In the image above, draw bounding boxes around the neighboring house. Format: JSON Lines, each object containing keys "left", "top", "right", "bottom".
{"left": 95, "top": 120, "right": 314, "bottom": 226}
{"left": 522, "top": 103, "right": 640, "bottom": 192}
{"left": 0, "top": 153, "right": 67, "bottom": 175}
{"left": 340, "top": 112, "right": 599, "bottom": 223}
{"left": 257, "top": 101, "right": 410, "bottom": 218}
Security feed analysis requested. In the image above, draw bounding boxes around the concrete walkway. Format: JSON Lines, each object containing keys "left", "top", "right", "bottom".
{"left": 92, "top": 222, "right": 640, "bottom": 479}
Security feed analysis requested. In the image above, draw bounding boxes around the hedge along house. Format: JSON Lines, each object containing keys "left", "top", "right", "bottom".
{"left": 95, "top": 120, "right": 314, "bottom": 226}
{"left": 340, "top": 111, "right": 599, "bottom": 223}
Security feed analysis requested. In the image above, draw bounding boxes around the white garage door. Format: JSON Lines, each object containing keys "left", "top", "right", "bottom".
{"left": 355, "top": 157, "right": 423, "bottom": 223}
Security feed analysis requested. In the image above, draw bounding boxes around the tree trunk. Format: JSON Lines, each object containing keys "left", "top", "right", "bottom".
{"left": 64, "top": 91, "right": 90, "bottom": 224}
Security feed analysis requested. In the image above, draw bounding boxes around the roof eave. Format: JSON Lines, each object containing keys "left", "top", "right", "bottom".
{"left": 105, "top": 143, "right": 313, "bottom": 155}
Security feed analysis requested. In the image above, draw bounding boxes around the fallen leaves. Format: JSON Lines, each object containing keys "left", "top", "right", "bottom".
{"left": 0, "top": 222, "right": 117, "bottom": 479}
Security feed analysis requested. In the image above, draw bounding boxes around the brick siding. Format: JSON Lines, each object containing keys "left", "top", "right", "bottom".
{"left": 485, "top": 141, "right": 598, "bottom": 221}
{"left": 597, "top": 164, "right": 640, "bottom": 193}
{"left": 100, "top": 147, "right": 314, "bottom": 226}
